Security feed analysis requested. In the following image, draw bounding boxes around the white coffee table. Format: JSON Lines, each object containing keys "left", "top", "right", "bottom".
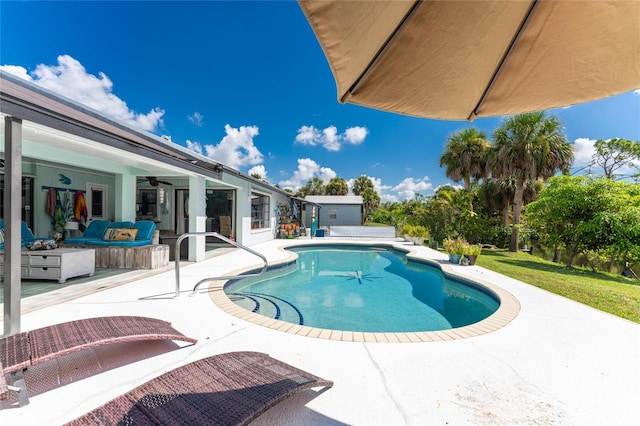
{"left": 0, "top": 247, "right": 95, "bottom": 283}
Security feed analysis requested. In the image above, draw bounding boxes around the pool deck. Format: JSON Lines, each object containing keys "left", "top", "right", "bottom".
{"left": 1, "top": 238, "right": 639, "bottom": 425}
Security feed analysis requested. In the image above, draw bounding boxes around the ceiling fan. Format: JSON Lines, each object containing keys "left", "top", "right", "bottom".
{"left": 137, "top": 176, "right": 172, "bottom": 186}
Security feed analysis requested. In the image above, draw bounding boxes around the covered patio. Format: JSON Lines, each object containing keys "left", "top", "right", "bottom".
{"left": 1, "top": 71, "right": 293, "bottom": 335}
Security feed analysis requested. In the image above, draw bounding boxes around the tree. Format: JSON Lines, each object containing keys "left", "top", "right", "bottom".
{"left": 489, "top": 111, "right": 574, "bottom": 252}
{"left": 439, "top": 127, "right": 490, "bottom": 192}
{"left": 351, "top": 175, "right": 379, "bottom": 223}
{"left": 352, "top": 175, "right": 374, "bottom": 195}
{"left": 593, "top": 138, "right": 640, "bottom": 179}
{"left": 325, "top": 177, "right": 349, "bottom": 195}
{"left": 296, "top": 177, "right": 325, "bottom": 197}
{"left": 361, "top": 187, "right": 381, "bottom": 224}
{"left": 527, "top": 175, "right": 640, "bottom": 269}
{"left": 477, "top": 178, "right": 514, "bottom": 227}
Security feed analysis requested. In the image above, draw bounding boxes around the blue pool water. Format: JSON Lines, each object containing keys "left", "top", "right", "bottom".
{"left": 225, "top": 245, "right": 499, "bottom": 333}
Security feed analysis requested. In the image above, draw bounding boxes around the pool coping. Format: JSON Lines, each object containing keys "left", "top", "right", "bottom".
{"left": 207, "top": 240, "right": 521, "bottom": 343}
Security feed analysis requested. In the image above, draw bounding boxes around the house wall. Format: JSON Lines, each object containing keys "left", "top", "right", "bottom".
{"left": 142, "top": 173, "right": 291, "bottom": 247}
{"left": 221, "top": 173, "right": 291, "bottom": 246}
{"left": 29, "top": 162, "right": 115, "bottom": 237}
{"left": 304, "top": 204, "right": 362, "bottom": 228}
{"left": 21, "top": 163, "right": 290, "bottom": 249}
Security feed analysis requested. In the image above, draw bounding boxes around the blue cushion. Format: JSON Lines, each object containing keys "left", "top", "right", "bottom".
{"left": 108, "top": 221, "right": 134, "bottom": 230}
{"left": 132, "top": 221, "right": 156, "bottom": 241}
{"left": 84, "top": 239, "right": 152, "bottom": 247}
{"left": 20, "top": 221, "right": 36, "bottom": 240}
{"left": 82, "top": 220, "right": 111, "bottom": 239}
{"left": 0, "top": 221, "right": 55, "bottom": 245}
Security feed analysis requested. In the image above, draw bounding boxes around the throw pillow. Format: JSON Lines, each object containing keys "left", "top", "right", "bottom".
{"left": 104, "top": 228, "right": 138, "bottom": 241}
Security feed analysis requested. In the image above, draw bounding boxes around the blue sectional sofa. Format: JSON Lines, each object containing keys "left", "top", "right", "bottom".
{"left": 64, "top": 220, "right": 167, "bottom": 270}
{"left": 64, "top": 219, "right": 110, "bottom": 245}
{"left": 0, "top": 220, "right": 56, "bottom": 249}
{"left": 65, "top": 220, "right": 157, "bottom": 247}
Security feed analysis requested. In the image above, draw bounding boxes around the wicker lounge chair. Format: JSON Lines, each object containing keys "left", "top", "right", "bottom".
{"left": 66, "top": 351, "right": 333, "bottom": 426}
{"left": 1, "top": 316, "right": 197, "bottom": 406}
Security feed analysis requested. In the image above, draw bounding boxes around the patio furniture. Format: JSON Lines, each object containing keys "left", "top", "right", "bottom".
{"left": 1, "top": 316, "right": 197, "bottom": 406}
{"left": 65, "top": 351, "right": 333, "bottom": 426}
{"left": 63, "top": 220, "right": 168, "bottom": 269}
{"left": 0, "top": 220, "right": 56, "bottom": 249}
{"left": 65, "top": 220, "right": 157, "bottom": 247}
{"left": 0, "top": 247, "right": 95, "bottom": 283}
{"left": 64, "top": 219, "right": 110, "bottom": 245}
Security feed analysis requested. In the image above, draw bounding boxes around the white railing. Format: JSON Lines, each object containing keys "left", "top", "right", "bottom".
{"left": 172, "top": 232, "right": 268, "bottom": 298}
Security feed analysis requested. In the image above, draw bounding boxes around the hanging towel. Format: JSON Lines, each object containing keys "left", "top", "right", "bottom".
{"left": 46, "top": 187, "right": 56, "bottom": 216}
{"left": 62, "top": 190, "right": 74, "bottom": 223}
{"left": 53, "top": 191, "right": 65, "bottom": 231}
{"left": 73, "top": 191, "right": 88, "bottom": 223}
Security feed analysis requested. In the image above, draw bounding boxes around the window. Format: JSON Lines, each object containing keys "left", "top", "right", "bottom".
{"left": 250, "top": 192, "right": 270, "bottom": 229}
{"left": 86, "top": 183, "right": 107, "bottom": 220}
{"left": 136, "top": 188, "right": 158, "bottom": 219}
{"left": 0, "top": 175, "right": 34, "bottom": 229}
{"left": 329, "top": 209, "right": 337, "bottom": 219}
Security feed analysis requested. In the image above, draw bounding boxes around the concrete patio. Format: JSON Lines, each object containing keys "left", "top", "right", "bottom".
{"left": 1, "top": 239, "right": 638, "bottom": 425}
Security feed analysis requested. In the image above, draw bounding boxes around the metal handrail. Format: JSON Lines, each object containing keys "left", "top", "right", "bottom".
{"left": 173, "top": 232, "right": 268, "bottom": 298}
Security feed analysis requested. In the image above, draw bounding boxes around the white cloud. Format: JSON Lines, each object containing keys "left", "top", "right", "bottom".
{"left": 572, "top": 137, "right": 640, "bottom": 177}
{"left": 185, "top": 140, "right": 203, "bottom": 155}
{"left": 278, "top": 158, "right": 337, "bottom": 192}
{"left": 385, "top": 177, "right": 432, "bottom": 202}
{"left": 344, "top": 126, "right": 368, "bottom": 144}
{"left": 346, "top": 175, "right": 390, "bottom": 196}
{"left": 188, "top": 112, "right": 204, "bottom": 127}
{"left": 186, "top": 124, "right": 263, "bottom": 170}
{"left": 247, "top": 164, "right": 269, "bottom": 181}
{"left": 0, "top": 55, "right": 164, "bottom": 132}
{"left": 345, "top": 174, "right": 430, "bottom": 203}
{"left": 572, "top": 137, "right": 596, "bottom": 166}
{"left": 0, "top": 65, "right": 30, "bottom": 80}
{"left": 295, "top": 125, "right": 368, "bottom": 152}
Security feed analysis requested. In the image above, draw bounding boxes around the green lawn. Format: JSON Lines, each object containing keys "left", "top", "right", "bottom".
{"left": 475, "top": 249, "right": 640, "bottom": 323}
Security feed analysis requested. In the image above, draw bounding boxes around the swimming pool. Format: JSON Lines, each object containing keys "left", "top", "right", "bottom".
{"left": 224, "top": 245, "right": 500, "bottom": 334}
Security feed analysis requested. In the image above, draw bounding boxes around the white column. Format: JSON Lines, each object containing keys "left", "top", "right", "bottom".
{"left": 188, "top": 176, "right": 206, "bottom": 261}
{"left": 115, "top": 173, "right": 137, "bottom": 221}
{"left": 4, "top": 116, "right": 22, "bottom": 334}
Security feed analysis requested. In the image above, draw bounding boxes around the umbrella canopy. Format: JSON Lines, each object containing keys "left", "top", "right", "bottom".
{"left": 298, "top": 0, "right": 640, "bottom": 121}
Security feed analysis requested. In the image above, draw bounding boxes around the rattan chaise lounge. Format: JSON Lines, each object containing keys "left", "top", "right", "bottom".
{"left": 0, "top": 316, "right": 197, "bottom": 406}
{"left": 65, "top": 351, "right": 332, "bottom": 426}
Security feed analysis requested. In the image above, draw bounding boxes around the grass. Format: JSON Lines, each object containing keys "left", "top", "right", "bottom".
{"left": 475, "top": 249, "right": 640, "bottom": 323}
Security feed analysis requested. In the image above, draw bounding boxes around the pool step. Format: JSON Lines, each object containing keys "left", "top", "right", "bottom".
{"left": 229, "top": 292, "right": 304, "bottom": 325}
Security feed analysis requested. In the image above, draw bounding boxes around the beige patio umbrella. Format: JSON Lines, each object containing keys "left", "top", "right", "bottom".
{"left": 298, "top": 0, "right": 640, "bottom": 121}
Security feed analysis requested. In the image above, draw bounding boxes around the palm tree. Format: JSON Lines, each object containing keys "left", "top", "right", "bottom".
{"left": 478, "top": 178, "right": 514, "bottom": 227}
{"left": 361, "top": 187, "right": 381, "bottom": 224}
{"left": 296, "top": 177, "right": 325, "bottom": 197}
{"left": 489, "top": 112, "right": 574, "bottom": 251}
{"left": 439, "top": 128, "right": 490, "bottom": 192}
{"left": 352, "top": 175, "right": 374, "bottom": 195}
{"left": 479, "top": 177, "right": 543, "bottom": 228}
{"left": 325, "top": 177, "right": 349, "bottom": 195}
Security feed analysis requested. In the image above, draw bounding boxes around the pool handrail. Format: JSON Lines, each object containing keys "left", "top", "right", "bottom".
{"left": 173, "top": 232, "right": 268, "bottom": 298}
{"left": 173, "top": 231, "right": 269, "bottom": 299}
{"left": 173, "top": 232, "right": 269, "bottom": 299}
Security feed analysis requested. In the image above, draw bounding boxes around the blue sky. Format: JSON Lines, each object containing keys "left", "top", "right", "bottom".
{"left": 1, "top": 1, "right": 639, "bottom": 202}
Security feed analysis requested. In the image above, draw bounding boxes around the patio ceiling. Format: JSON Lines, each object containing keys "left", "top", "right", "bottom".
{"left": 0, "top": 114, "right": 192, "bottom": 179}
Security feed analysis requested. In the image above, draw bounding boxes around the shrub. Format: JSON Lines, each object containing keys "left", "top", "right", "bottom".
{"left": 408, "top": 225, "right": 429, "bottom": 238}
{"left": 465, "top": 243, "right": 482, "bottom": 256}
{"left": 443, "top": 237, "right": 468, "bottom": 254}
